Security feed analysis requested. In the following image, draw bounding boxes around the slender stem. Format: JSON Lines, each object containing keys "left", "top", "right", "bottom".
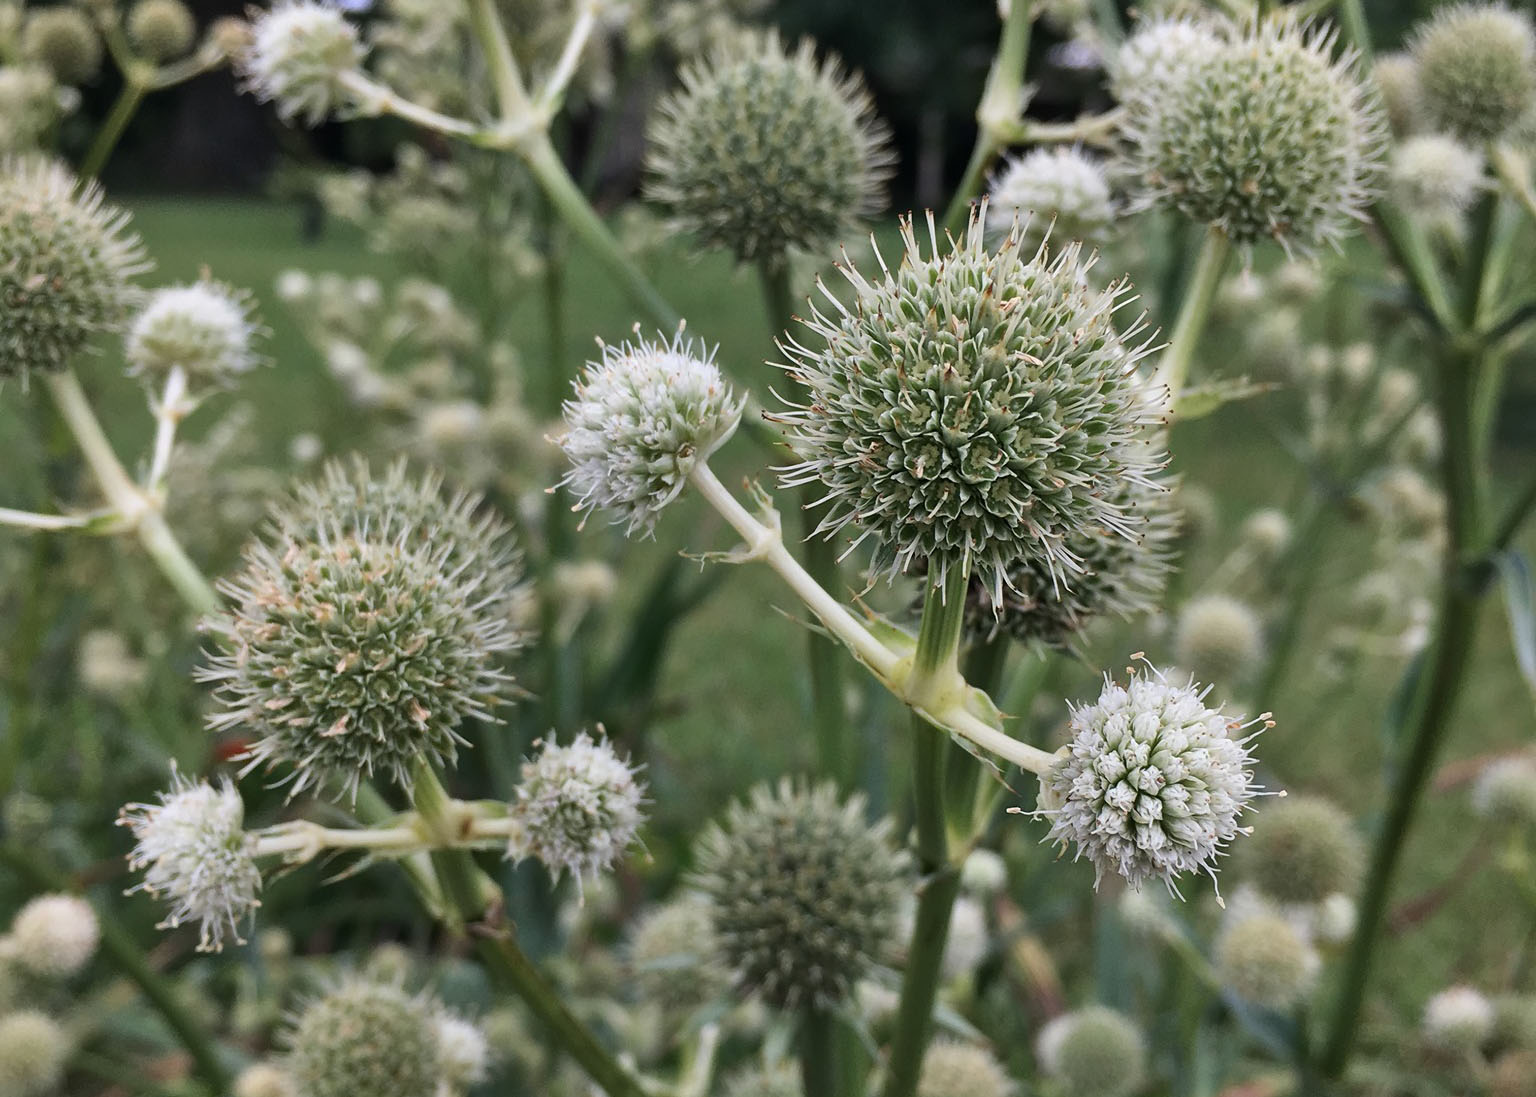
{"left": 1335, "top": 0, "right": 1373, "bottom": 64}
{"left": 909, "top": 564, "right": 970, "bottom": 703}
{"left": 536, "top": 2, "right": 598, "bottom": 113}
{"left": 251, "top": 821, "right": 425, "bottom": 860}
{"left": 1373, "top": 206, "right": 1457, "bottom": 334}
{"left": 339, "top": 71, "right": 483, "bottom": 139}
{"left": 144, "top": 365, "right": 188, "bottom": 495}
{"left": 0, "top": 506, "right": 106, "bottom": 530}
{"left": 82, "top": 76, "right": 147, "bottom": 179}
{"left": 1252, "top": 496, "right": 1331, "bottom": 716}
{"left": 1153, "top": 228, "right": 1232, "bottom": 401}
{"left": 800, "top": 1008, "right": 837, "bottom": 1097}
{"left": 467, "top": 0, "right": 532, "bottom": 119}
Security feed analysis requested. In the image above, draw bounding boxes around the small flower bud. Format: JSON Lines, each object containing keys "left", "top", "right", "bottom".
{"left": 629, "top": 895, "right": 732, "bottom": 1017}
{"left": 9, "top": 893, "right": 99, "bottom": 978}
{"left": 0, "top": 1010, "right": 70, "bottom": 1097}
{"left": 126, "top": 279, "right": 261, "bottom": 388}
{"left": 1174, "top": 594, "right": 1265, "bottom": 685}
{"left": 1243, "top": 795, "right": 1364, "bottom": 904}
{"left": 287, "top": 980, "right": 442, "bottom": 1097}
{"left": 1240, "top": 509, "right": 1292, "bottom": 560}
{"left": 434, "top": 1011, "right": 489, "bottom": 1090}
{"left": 506, "top": 731, "right": 646, "bottom": 886}
{"left": 1390, "top": 133, "right": 1485, "bottom": 221}
{"left": 1410, "top": 3, "right": 1536, "bottom": 144}
{"left": 1035, "top": 1007, "right": 1146, "bottom": 1097}
{"left": 1423, "top": 985, "right": 1496, "bottom": 1051}
{"left": 1216, "top": 911, "right": 1320, "bottom": 1009}
{"left": 234, "top": 1063, "right": 298, "bottom": 1097}
{"left": 21, "top": 6, "right": 100, "bottom": 84}
{"left": 985, "top": 146, "right": 1114, "bottom": 253}
{"left": 1473, "top": 756, "right": 1536, "bottom": 825}
{"left": 916, "top": 1040, "right": 1015, "bottom": 1097}
{"left": 1314, "top": 892, "right": 1358, "bottom": 946}
{"left": 127, "top": 0, "right": 197, "bottom": 63}
{"left": 241, "top": 1, "right": 366, "bottom": 126}
{"left": 960, "top": 848, "right": 1007, "bottom": 897}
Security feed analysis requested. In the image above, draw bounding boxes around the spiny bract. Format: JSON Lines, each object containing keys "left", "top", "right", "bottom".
{"left": 1410, "top": 3, "right": 1536, "bottom": 144}
{"left": 693, "top": 778, "right": 908, "bottom": 1010}
{"left": 775, "top": 210, "right": 1162, "bottom": 602}
{"left": 241, "top": 1, "right": 365, "bottom": 126}
{"left": 505, "top": 731, "right": 646, "bottom": 885}
{"left": 645, "top": 29, "right": 894, "bottom": 265}
{"left": 286, "top": 980, "right": 442, "bottom": 1097}
{"left": 125, "top": 279, "right": 261, "bottom": 388}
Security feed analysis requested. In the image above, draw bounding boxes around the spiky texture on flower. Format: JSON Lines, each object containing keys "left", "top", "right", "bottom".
{"left": 916, "top": 1041, "right": 1014, "bottom": 1097}
{"left": 241, "top": 1, "right": 365, "bottom": 126}
{"left": 1174, "top": 593, "right": 1264, "bottom": 685}
{"left": 1473, "top": 756, "right": 1536, "bottom": 825}
{"left": 119, "top": 770, "right": 261, "bottom": 951}
{"left": 629, "top": 895, "right": 732, "bottom": 1016}
{"left": 1125, "top": 15, "right": 1385, "bottom": 253}
{"left": 0, "top": 1010, "right": 70, "bottom": 1097}
{"left": 505, "top": 731, "right": 646, "bottom": 885}
{"left": 775, "top": 211, "right": 1162, "bottom": 600}
{"left": 720, "top": 1063, "right": 802, "bottom": 1097}
{"left": 433, "top": 1012, "right": 489, "bottom": 1090}
{"left": 558, "top": 330, "right": 744, "bottom": 537}
{"left": 20, "top": 6, "right": 100, "bottom": 85}
{"left": 128, "top": 0, "right": 198, "bottom": 62}
{"left": 693, "top": 779, "right": 908, "bottom": 1010}
{"left": 1410, "top": 4, "right": 1536, "bottom": 144}
{"left": 1035, "top": 1007, "right": 1146, "bottom": 1097}
{"left": 645, "top": 29, "right": 894, "bottom": 265}
{"left": 126, "top": 280, "right": 261, "bottom": 388}
{"left": 1243, "top": 795, "right": 1363, "bottom": 904}
{"left": 0, "top": 156, "right": 147, "bottom": 383}
{"left": 1109, "top": 17, "right": 1222, "bottom": 112}
{"left": 9, "top": 894, "right": 99, "bottom": 978}
{"left": 287, "top": 980, "right": 441, "bottom": 1097}
{"left": 1042, "top": 666, "right": 1265, "bottom": 891}
{"left": 1390, "top": 133, "right": 1485, "bottom": 220}
{"left": 1374, "top": 53, "right": 1424, "bottom": 138}
{"left": 1423, "top": 985, "right": 1496, "bottom": 1051}
{"left": 985, "top": 147, "right": 1114, "bottom": 252}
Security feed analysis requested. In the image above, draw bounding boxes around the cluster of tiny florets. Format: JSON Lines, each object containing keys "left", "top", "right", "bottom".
{"left": 1389, "top": 133, "right": 1485, "bottom": 221}
{"left": 286, "top": 979, "right": 442, "bottom": 1097}
{"left": 693, "top": 779, "right": 909, "bottom": 1010}
{"left": 645, "top": 29, "right": 894, "bottom": 265}
{"left": 1042, "top": 666, "right": 1266, "bottom": 891}
{"left": 1216, "top": 907, "right": 1320, "bottom": 1009}
{"left": 0, "top": 156, "right": 148, "bottom": 384}
{"left": 506, "top": 731, "right": 646, "bottom": 886}
{"left": 1123, "top": 14, "right": 1386, "bottom": 254}
{"left": 1423, "top": 985, "right": 1497, "bottom": 1051}
{"left": 1035, "top": 1006, "right": 1146, "bottom": 1097}
{"left": 241, "top": 1, "right": 365, "bottom": 126}
{"left": 1242, "top": 794, "right": 1363, "bottom": 904}
{"left": 916, "top": 1041, "right": 1015, "bottom": 1097}
{"left": 8, "top": 894, "right": 99, "bottom": 979}
{"left": 558, "top": 330, "right": 745, "bottom": 537}
{"left": 128, "top": 0, "right": 199, "bottom": 63}
{"left": 1109, "top": 17, "right": 1223, "bottom": 113}
{"left": 125, "top": 279, "right": 262, "bottom": 388}
{"left": 1409, "top": 3, "right": 1536, "bottom": 144}
{"left": 20, "top": 6, "right": 101, "bottom": 85}
{"left": 119, "top": 769, "right": 262, "bottom": 951}
{"left": 985, "top": 146, "right": 1114, "bottom": 253}
{"left": 775, "top": 210, "right": 1163, "bottom": 601}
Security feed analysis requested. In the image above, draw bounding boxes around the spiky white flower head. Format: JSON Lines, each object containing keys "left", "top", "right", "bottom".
{"left": 1472, "top": 756, "right": 1536, "bottom": 825}
{"left": 118, "top": 769, "right": 261, "bottom": 951}
{"left": 1041, "top": 664, "right": 1267, "bottom": 891}
{"left": 1423, "top": 985, "right": 1496, "bottom": 1051}
{"left": 1125, "top": 14, "right": 1386, "bottom": 254}
{"left": 1109, "top": 16, "right": 1223, "bottom": 110}
{"left": 939, "top": 896, "right": 988, "bottom": 982}
{"left": 1035, "top": 1007, "right": 1146, "bottom": 1097}
{"left": 9, "top": 893, "right": 99, "bottom": 978}
{"left": 916, "top": 1040, "right": 1015, "bottom": 1097}
{"left": 1216, "top": 908, "right": 1320, "bottom": 1009}
{"left": 241, "top": 1, "right": 365, "bottom": 126}
{"left": 433, "top": 1011, "right": 489, "bottom": 1090}
{"left": 645, "top": 29, "right": 894, "bottom": 265}
{"left": 1410, "top": 3, "right": 1536, "bottom": 144}
{"left": 0, "top": 155, "right": 148, "bottom": 384}
{"left": 985, "top": 147, "right": 1114, "bottom": 252}
{"left": 506, "top": 731, "right": 646, "bottom": 886}
{"left": 234, "top": 1063, "right": 299, "bottom": 1097}
{"left": 125, "top": 279, "right": 262, "bottom": 388}
{"left": 1389, "top": 133, "right": 1486, "bottom": 221}
{"left": 558, "top": 329, "right": 744, "bottom": 537}
{"left": 0, "top": 1010, "right": 70, "bottom": 1097}
{"left": 286, "top": 979, "right": 442, "bottom": 1097}
{"left": 960, "top": 848, "right": 1007, "bottom": 897}
{"left": 775, "top": 209, "right": 1162, "bottom": 601}
{"left": 128, "top": 0, "right": 198, "bottom": 63}
{"left": 1174, "top": 593, "right": 1265, "bottom": 685}
{"left": 20, "top": 5, "right": 100, "bottom": 85}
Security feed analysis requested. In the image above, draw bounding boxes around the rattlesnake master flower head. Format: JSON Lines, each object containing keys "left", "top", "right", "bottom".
{"left": 629, "top": 895, "right": 732, "bottom": 1016}
{"left": 1243, "top": 794, "right": 1363, "bottom": 904}
{"left": 1125, "top": 14, "right": 1386, "bottom": 254}
{"left": 775, "top": 210, "right": 1163, "bottom": 601}
{"left": 1390, "top": 134, "right": 1486, "bottom": 220}
{"left": 241, "top": 1, "right": 365, "bottom": 126}
{"left": 1174, "top": 593, "right": 1265, "bottom": 685}
{"left": 286, "top": 980, "right": 442, "bottom": 1097}
{"left": 1423, "top": 986, "right": 1496, "bottom": 1051}
{"left": 21, "top": 6, "right": 101, "bottom": 85}
{"left": 1110, "top": 16, "right": 1222, "bottom": 111}
{"left": 433, "top": 1012, "right": 489, "bottom": 1090}
{"left": 1374, "top": 53, "right": 1425, "bottom": 138}
{"left": 645, "top": 29, "right": 894, "bottom": 265}
{"left": 559, "top": 329, "right": 745, "bottom": 537}
{"left": 1410, "top": 4, "right": 1536, "bottom": 144}
{"left": 693, "top": 779, "right": 908, "bottom": 1010}
{"left": 0, "top": 156, "right": 148, "bottom": 384}
{"left": 10, "top": 894, "right": 99, "bottom": 978}
{"left": 0, "top": 1010, "right": 70, "bottom": 1097}
{"left": 1035, "top": 1007, "right": 1146, "bottom": 1097}
{"left": 1216, "top": 910, "right": 1319, "bottom": 1009}
{"left": 916, "top": 1041, "right": 1015, "bottom": 1097}
{"left": 119, "top": 770, "right": 262, "bottom": 951}
{"left": 1042, "top": 665, "right": 1267, "bottom": 891}
{"left": 128, "top": 0, "right": 198, "bottom": 63}
{"left": 201, "top": 517, "right": 518, "bottom": 799}
{"left": 505, "top": 731, "right": 646, "bottom": 886}
{"left": 125, "top": 279, "right": 262, "bottom": 388}
{"left": 985, "top": 146, "right": 1114, "bottom": 253}
{"left": 1472, "top": 756, "right": 1536, "bottom": 825}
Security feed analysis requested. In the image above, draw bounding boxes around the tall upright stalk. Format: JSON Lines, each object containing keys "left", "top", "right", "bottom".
{"left": 1153, "top": 227, "right": 1232, "bottom": 400}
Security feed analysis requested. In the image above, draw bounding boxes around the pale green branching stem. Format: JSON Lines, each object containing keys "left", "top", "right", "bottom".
{"left": 1154, "top": 227, "right": 1232, "bottom": 402}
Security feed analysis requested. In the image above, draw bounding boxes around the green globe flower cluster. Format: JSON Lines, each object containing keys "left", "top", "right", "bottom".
{"left": 127, "top": 0, "right": 199, "bottom": 64}
{"left": 20, "top": 5, "right": 101, "bottom": 86}
{"left": 0, "top": 1010, "right": 70, "bottom": 1097}
{"left": 628, "top": 895, "right": 732, "bottom": 1016}
{"left": 1242, "top": 794, "right": 1364, "bottom": 905}
{"left": 645, "top": 29, "right": 894, "bottom": 266}
{"left": 1409, "top": 3, "right": 1536, "bottom": 144}
{"left": 286, "top": 980, "right": 442, "bottom": 1097}
{"left": 241, "top": 0, "right": 365, "bottom": 126}
{"left": 1216, "top": 907, "right": 1319, "bottom": 1009}
{"left": 1035, "top": 1006, "right": 1146, "bottom": 1097}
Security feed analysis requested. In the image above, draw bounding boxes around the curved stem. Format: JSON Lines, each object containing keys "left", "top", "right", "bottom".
{"left": 1154, "top": 228, "right": 1231, "bottom": 401}
{"left": 466, "top": 0, "right": 531, "bottom": 119}
{"left": 82, "top": 77, "right": 147, "bottom": 179}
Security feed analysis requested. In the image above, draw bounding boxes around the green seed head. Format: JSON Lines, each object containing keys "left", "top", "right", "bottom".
{"left": 1174, "top": 593, "right": 1265, "bottom": 685}
{"left": 0, "top": 1010, "right": 70, "bottom": 1097}
{"left": 127, "top": 0, "right": 198, "bottom": 62}
{"left": 21, "top": 6, "right": 100, "bottom": 84}
{"left": 629, "top": 895, "right": 732, "bottom": 1016}
{"left": 287, "top": 980, "right": 442, "bottom": 1097}
{"left": 1243, "top": 794, "right": 1364, "bottom": 904}
{"left": 916, "top": 1041, "right": 1015, "bottom": 1097}
{"left": 1036, "top": 1006, "right": 1146, "bottom": 1097}
{"left": 1410, "top": 3, "right": 1536, "bottom": 144}
{"left": 1216, "top": 912, "right": 1319, "bottom": 1010}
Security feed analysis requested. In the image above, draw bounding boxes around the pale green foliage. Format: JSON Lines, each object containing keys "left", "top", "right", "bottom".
{"left": 1410, "top": 3, "right": 1536, "bottom": 143}
{"left": 287, "top": 980, "right": 442, "bottom": 1097}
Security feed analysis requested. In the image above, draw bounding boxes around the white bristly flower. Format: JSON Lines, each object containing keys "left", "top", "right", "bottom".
{"left": 1041, "top": 664, "right": 1268, "bottom": 892}
{"left": 985, "top": 146, "right": 1114, "bottom": 252}
{"left": 126, "top": 280, "right": 261, "bottom": 388}
{"left": 434, "top": 1011, "right": 490, "bottom": 1090}
{"left": 1109, "top": 16, "right": 1222, "bottom": 109}
{"left": 1422, "top": 985, "right": 1495, "bottom": 1051}
{"left": 9, "top": 893, "right": 99, "bottom": 978}
{"left": 118, "top": 769, "right": 262, "bottom": 951}
{"left": 1389, "top": 133, "right": 1486, "bottom": 221}
{"left": 241, "top": 1, "right": 365, "bottom": 126}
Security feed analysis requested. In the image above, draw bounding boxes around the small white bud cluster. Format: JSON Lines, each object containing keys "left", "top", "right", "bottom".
{"left": 985, "top": 146, "right": 1113, "bottom": 253}
{"left": 7, "top": 894, "right": 98, "bottom": 979}
{"left": 1389, "top": 133, "right": 1486, "bottom": 222}
{"left": 1422, "top": 985, "right": 1496, "bottom": 1051}
{"left": 125, "top": 279, "right": 262, "bottom": 388}
{"left": 1035, "top": 1006, "right": 1146, "bottom": 1097}
{"left": 241, "top": 1, "right": 365, "bottom": 126}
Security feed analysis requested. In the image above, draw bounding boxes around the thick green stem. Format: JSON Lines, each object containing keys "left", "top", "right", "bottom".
{"left": 800, "top": 1007, "right": 837, "bottom": 1097}
{"left": 82, "top": 77, "right": 147, "bottom": 179}
{"left": 1154, "top": 228, "right": 1231, "bottom": 401}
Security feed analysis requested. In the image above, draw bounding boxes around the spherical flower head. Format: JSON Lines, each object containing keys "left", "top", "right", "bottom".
{"left": 241, "top": 1, "right": 365, "bottom": 126}
{"left": 234, "top": 1063, "right": 299, "bottom": 1097}
{"left": 21, "top": 6, "right": 101, "bottom": 85}
{"left": 559, "top": 330, "right": 744, "bottom": 537}
{"left": 1389, "top": 133, "right": 1486, "bottom": 222}
{"left": 1240, "top": 508, "right": 1292, "bottom": 559}
{"left": 960, "top": 848, "right": 1007, "bottom": 897}
{"left": 128, "top": 0, "right": 198, "bottom": 63}
{"left": 1423, "top": 985, "right": 1496, "bottom": 1052}
{"left": 1035, "top": 1006, "right": 1146, "bottom": 1097}
{"left": 1174, "top": 593, "right": 1265, "bottom": 685}
{"left": 505, "top": 731, "right": 646, "bottom": 886}
{"left": 693, "top": 778, "right": 909, "bottom": 1010}
{"left": 776, "top": 211, "right": 1163, "bottom": 601}
{"left": 916, "top": 1040, "right": 1014, "bottom": 1097}
{"left": 1216, "top": 910, "right": 1319, "bottom": 1009}
{"left": 1126, "top": 15, "right": 1386, "bottom": 254}
{"left": 0, "top": 155, "right": 148, "bottom": 384}
{"left": 9, "top": 893, "right": 99, "bottom": 978}
{"left": 433, "top": 1011, "right": 489, "bottom": 1090}
{"left": 1242, "top": 794, "right": 1364, "bottom": 904}
{"left": 1410, "top": 4, "right": 1536, "bottom": 144}
{"left": 1109, "top": 16, "right": 1223, "bottom": 111}
{"left": 119, "top": 770, "right": 261, "bottom": 951}
{"left": 985, "top": 147, "right": 1114, "bottom": 253}
{"left": 287, "top": 979, "right": 442, "bottom": 1097}
{"left": 645, "top": 29, "right": 894, "bottom": 265}
{"left": 629, "top": 895, "right": 732, "bottom": 1016}
{"left": 125, "top": 279, "right": 261, "bottom": 388}
{"left": 1042, "top": 665, "right": 1266, "bottom": 891}
{"left": 0, "top": 1010, "right": 70, "bottom": 1097}
{"left": 1472, "top": 756, "right": 1536, "bottom": 825}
